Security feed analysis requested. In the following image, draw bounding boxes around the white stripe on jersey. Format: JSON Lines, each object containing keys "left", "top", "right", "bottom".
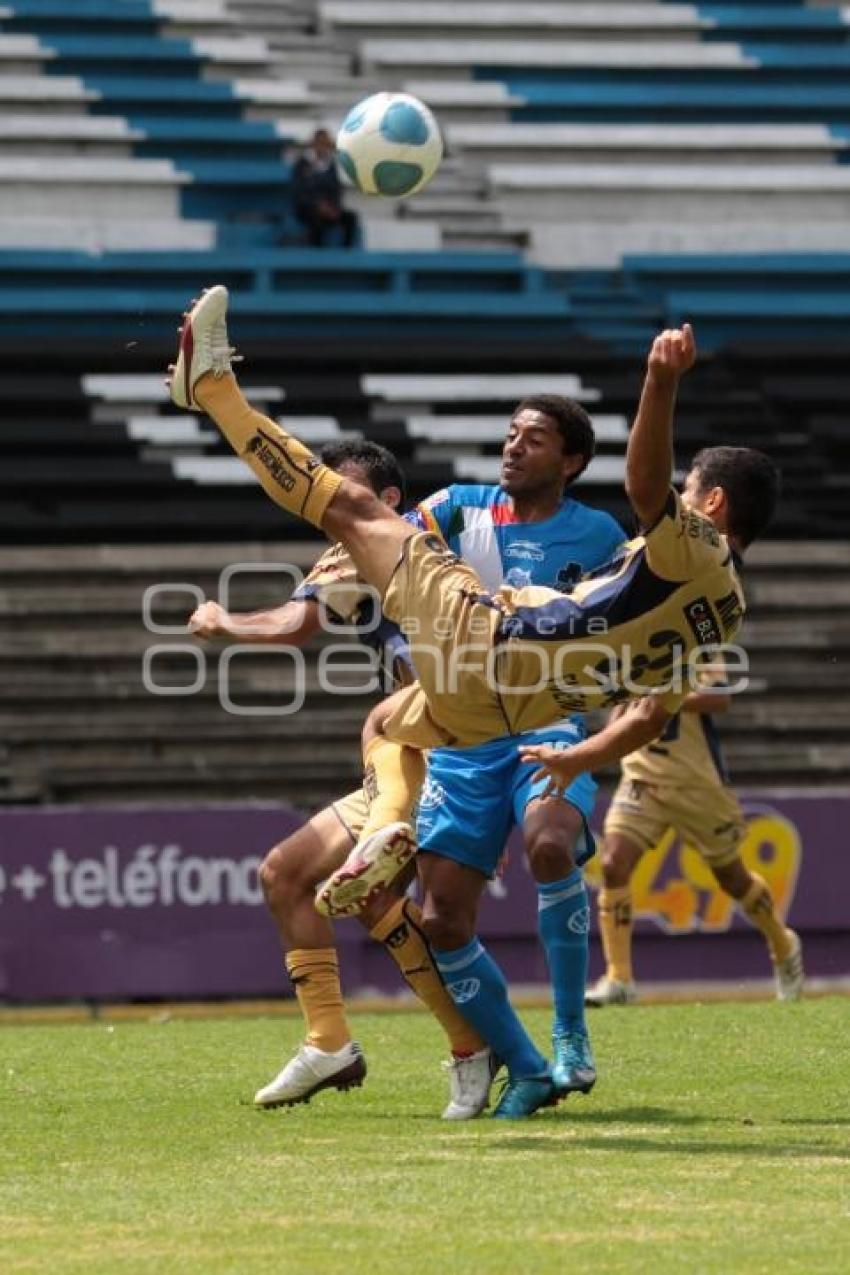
{"left": 458, "top": 506, "right": 504, "bottom": 592}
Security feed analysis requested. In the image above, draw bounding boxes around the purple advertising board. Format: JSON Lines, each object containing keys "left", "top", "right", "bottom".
{"left": 0, "top": 794, "right": 847, "bottom": 1002}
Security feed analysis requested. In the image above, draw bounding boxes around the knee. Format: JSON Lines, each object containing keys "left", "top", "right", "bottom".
{"left": 420, "top": 897, "right": 473, "bottom": 953}
{"left": 599, "top": 841, "right": 637, "bottom": 889}
{"left": 258, "top": 849, "right": 286, "bottom": 908}
{"left": 526, "top": 830, "right": 575, "bottom": 883}
{"left": 258, "top": 842, "right": 305, "bottom": 911}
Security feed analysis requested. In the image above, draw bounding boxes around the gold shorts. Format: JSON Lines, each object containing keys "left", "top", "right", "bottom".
{"left": 330, "top": 786, "right": 369, "bottom": 842}
{"left": 604, "top": 778, "right": 745, "bottom": 866}
{"left": 381, "top": 531, "right": 507, "bottom": 750}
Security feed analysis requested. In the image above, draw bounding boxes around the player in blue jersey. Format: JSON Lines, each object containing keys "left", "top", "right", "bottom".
{"left": 398, "top": 423, "right": 625, "bottom": 1112}
{"left": 313, "top": 399, "right": 625, "bottom": 1118}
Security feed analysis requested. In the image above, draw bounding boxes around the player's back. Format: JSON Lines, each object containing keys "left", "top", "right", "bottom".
{"left": 493, "top": 490, "right": 745, "bottom": 729}
{"left": 622, "top": 700, "right": 729, "bottom": 790}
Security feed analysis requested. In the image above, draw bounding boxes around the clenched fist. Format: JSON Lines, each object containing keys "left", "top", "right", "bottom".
{"left": 647, "top": 323, "right": 696, "bottom": 381}
{"left": 188, "top": 600, "right": 230, "bottom": 639}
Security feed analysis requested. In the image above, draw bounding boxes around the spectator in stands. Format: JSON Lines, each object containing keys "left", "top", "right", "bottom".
{"left": 291, "top": 128, "right": 359, "bottom": 248}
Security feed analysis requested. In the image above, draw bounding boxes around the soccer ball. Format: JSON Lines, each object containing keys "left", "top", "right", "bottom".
{"left": 336, "top": 92, "right": 443, "bottom": 198}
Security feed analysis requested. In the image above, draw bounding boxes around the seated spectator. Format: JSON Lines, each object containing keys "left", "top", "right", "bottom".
{"left": 291, "top": 128, "right": 359, "bottom": 248}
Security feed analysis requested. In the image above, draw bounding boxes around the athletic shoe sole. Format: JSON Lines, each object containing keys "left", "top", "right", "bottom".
{"left": 169, "top": 285, "right": 229, "bottom": 410}
{"left": 315, "top": 822, "right": 417, "bottom": 918}
{"left": 255, "top": 1054, "right": 367, "bottom": 1110}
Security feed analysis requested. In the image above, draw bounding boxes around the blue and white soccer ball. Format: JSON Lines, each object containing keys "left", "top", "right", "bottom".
{"left": 336, "top": 92, "right": 443, "bottom": 198}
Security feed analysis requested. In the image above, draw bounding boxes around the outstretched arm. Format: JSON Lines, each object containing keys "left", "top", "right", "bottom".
{"left": 188, "top": 598, "right": 322, "bottom": 646}
{"left": 519, "top": 697, "right": 673, "bottom": 797}
{"left": 626, "top": 323, "right": 696, "bottom": 530}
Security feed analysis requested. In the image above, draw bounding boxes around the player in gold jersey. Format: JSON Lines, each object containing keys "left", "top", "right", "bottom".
{"left": 168, "top": 290, "right": 752, "bottom": 739}
{"left": 168, "top": 288, "right": 780, "bottom": 1116}
{"left": 583, "top": 652, "right": 804, "bottom": 1005}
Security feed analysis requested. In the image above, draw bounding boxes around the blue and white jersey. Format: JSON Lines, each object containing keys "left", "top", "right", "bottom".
{"left": 411, "top": 486, "right": 626, "bottom": 871}
{"left": 413, "top": 483, "right": 625, "bottom": 594}
{"left": 294, "top": 486, "right": 625, "bottom": 696}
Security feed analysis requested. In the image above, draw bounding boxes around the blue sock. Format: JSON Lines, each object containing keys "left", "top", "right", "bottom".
{"left": 538, "top": 869, "right": 590, "bottom": 1038}
{"left": 434, "top": 937, "right": 547, "bottom": 1081}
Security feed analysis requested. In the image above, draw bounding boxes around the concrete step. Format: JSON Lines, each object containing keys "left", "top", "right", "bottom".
{"left": 441, "top": 223, "right": 531, "bottom": 252}
{"left": 226, "top": 2, "right": 316, "bottom": 35}
{"left": 268, "top": 50, "right": 352, "bottom": 75}
{"left": 402, "top": 196, "right": 503, "bottom": 224}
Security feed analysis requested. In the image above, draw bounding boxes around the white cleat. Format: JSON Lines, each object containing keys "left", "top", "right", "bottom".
{"left": 585, "top": 974, "right": 638, "bottom": 1008}
{"left": 774, "top": 929, "right": 804, "bottom": 1002}
{"left": 168, "top": 284, "right": 238, "bottom": 410}
{"left": 441, "top": 1047, "right": 499, "bottom": 1121}
{"left": 314, "top": 822, "right": 417, "bottom": 918}
{"left": 254, "top": 1041, "right": 366, "bottom": 1109}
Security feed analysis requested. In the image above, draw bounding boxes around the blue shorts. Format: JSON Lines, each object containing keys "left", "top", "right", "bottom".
{"left": 416, "top": 719, "right": 597, "bottom": 879}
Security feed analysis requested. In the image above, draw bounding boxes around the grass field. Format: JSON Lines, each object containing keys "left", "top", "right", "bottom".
{"left": 2, "top": 999, "right": 847, "bottom": 1275}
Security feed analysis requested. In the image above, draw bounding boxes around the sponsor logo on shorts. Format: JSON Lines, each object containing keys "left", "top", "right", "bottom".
{"left": 447, "top": 978, "right": 480, "bottom": 1005}
{"left": 683, "top": 597, "right": 722, "bottom": 647}
{"left": 418, "top": 776, "right": 446, "bottom": 810}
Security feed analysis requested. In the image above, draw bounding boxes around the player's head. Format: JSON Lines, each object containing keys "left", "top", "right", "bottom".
{"left": 501, "top": 395, "right": 595, "bottom": 498}
{"left": 320, "top": 439, "right": 406, "bottom": 510}
{"left": 682, "top": 446, "right": 780, "bottom": 548}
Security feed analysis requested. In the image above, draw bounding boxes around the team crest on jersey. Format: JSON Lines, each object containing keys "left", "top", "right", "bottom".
{"left": 556, "top": 562, "right": 583, "bottom": 591}
{"left": 505, "top": 566, "right": 532, "bottom": 588}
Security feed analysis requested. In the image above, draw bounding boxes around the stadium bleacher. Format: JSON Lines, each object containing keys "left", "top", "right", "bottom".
{"left": 2, "top": 536, "right": 849, "bottom": 808}
{"left": 1, "top": 0, "right": 848, "bottom": 807}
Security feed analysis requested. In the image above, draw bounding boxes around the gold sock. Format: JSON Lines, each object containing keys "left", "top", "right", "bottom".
{"left": 598, "top": 885, "right": 634, "bottom": 984}
{"left": 370, "top": 898, "right": 485, "bottom": 1056}
{"left": 285, "top": 948, "right": 351, "bottom": 1052}
{"left": 194, "top": 372, "right": 343, "bottom": 527}
{"left": 740, "top": 874, "right": 794, "bottom": 963}
{"left": 361, "top": 736, "right": 426, "bottom": 840}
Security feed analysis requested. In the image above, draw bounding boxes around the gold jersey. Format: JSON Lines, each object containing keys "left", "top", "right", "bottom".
{"left": 381, "top": 490, "right": 746, "bottom": 751}
{"left": 293, "top": 542, "right": 413, "bottom": 686}
{"left": 295, "top": 541, "right": 372, "bottom": 625}
{"left": 621, "top": 697, "right": 729, "bottom": 791}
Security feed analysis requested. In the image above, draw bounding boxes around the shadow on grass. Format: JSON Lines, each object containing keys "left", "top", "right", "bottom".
{"left": 776, "top": 1117, "right": 850, "bottom": 1127}
{"left": 561, "top": 1106, "right": 726, "bottom": 1127}
{"left": 365, "top": 1107, "right": 850, "bottom": 1136}
{"left": 480, "top": 1132, "right": 849, "bottom": 1160}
